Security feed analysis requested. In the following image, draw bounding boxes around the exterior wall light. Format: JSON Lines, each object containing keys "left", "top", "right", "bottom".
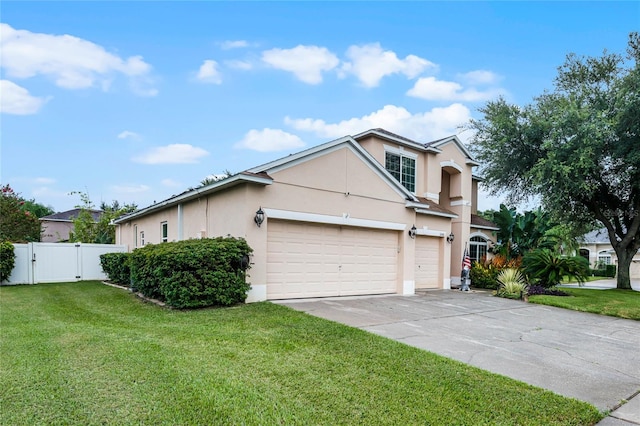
{"left": 408, "top": 225, "right": 417, "bottom": 239}
{"left": 446, "top": 232, "right": 455, "bottom": 243}
{"left": 254, "top": 207, "right": 265, "bottom": 227}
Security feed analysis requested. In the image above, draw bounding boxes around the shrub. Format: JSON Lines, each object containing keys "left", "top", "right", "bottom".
{"left": 0, "top": 241, "right": 16, "bottom": 282}
{"left": 605, "top": 264, "right": 616, "bottom": 278}
{"left": 495, "top": 268, "right": 527, "bottom": 299}
{"left": 522, "top": 249, "right": 589, "bottom": 288}
{"left": 99, "top": 252, "right": 131, "bottom": 285}
{"left": 470, "top": 255, "right": 522, "bottom": 289}
{"left": 129, "top": 237, "right": 252, "bottom": 308}
{"left": 526, "top": 285, "right": 570, "bottom": 296}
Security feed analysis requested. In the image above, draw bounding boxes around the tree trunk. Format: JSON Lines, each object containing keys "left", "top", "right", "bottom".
{"left": 615, "top": 248, "right": 634, "bottom": 290}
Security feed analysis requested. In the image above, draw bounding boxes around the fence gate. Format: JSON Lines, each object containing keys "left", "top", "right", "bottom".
{"left": 4, "top": 243, "right": 126, "bottom": 284}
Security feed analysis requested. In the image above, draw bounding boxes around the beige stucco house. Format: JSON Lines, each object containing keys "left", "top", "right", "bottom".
{"left": 579, "top": 229, "right": 640, "bottom": 279}
{"left": 114, "top": 128, "right": 496, "bottom": 301}
{"left": 40, "top": 209, "right": 103, "bottom": 242}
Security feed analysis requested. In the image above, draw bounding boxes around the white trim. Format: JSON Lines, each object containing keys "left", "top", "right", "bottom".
{"left": 431, "top": 135, "right": 476, "bottom": 163}
{"left": 414, "top": 208, "right": 458, "bottom": 219}
{"left": 416, "top": 228, "right": 446, "bottom": 238}
{"left": 471, "top": 224, "right": 500, "bottom": 231}
{"left": 383, "top": 144, "right": 418, "bottom": 159}
{"left": 443, "top": 278, "right": 451, "bottom": 290}
{"left": 470, "top": 231, "right": 492, "bottom": 240}
{"left": 177, "top": 204, "right": 184, "bottom": 241}
{"left": 450, "top": 200, "right": 472, "bottom": 207}
{"left": 402, "top": 280, "right": 415, "bottom": 295}
{"left": 263, "top": 208, "right": 406, "bottom": 231}
{"left": 406, "top": 201, "right": 429, "bottom": 209}
{"left": 246, "top": 284, "right": 267, "bottom": 303}
{"left": 423, "top": 192, "right": 439, "bottom": 201}
{"left": 354, "top": 129, "right": 442, "bottom": 154}
{"left": 440, "top": 160, "right": 463, "bottom": 173}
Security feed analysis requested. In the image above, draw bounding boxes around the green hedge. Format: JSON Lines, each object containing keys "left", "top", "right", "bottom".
{"left": 99, "top": 252, "right": 131, "bottom": 285}
{"left": 0, "top": 241, "right": 16, "bottom": 282}
{"left": 590, "top": 264, "right": 617, "bottom": 278}
{"left": 129, "top": 237, "right": 252, "bottom": 308}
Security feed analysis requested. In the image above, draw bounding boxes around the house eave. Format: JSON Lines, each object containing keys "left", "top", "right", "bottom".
{"left": 353, "top": 129, "right": 442, "bottom": 154}
{"left": 413, "top": 207, "right": 458, "bottom": 219}
{"left": 113, "top": 174, "right": 273, "bottom": 224}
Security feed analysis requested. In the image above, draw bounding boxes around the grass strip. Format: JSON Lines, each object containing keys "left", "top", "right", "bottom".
{"left": 529, "top": 287, "right": 640, "bottom": 320}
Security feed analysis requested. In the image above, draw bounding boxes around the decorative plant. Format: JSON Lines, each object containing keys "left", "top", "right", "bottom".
{"left": 522, "top": 249, "right": 589, "bottom": 288}
{"left": 495, "top": 268, "right": 527, "bottom": 299}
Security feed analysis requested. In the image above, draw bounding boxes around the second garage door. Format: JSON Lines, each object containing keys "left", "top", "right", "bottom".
{"left": 415, "top": 236, "right": 441, "bottom": 289}
{"left": 267, "top": 220, "right": 398, "bottom": 299}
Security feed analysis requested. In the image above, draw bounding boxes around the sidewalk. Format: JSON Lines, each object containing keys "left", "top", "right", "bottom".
{"left": 559, "top": 278, "right": 640, "bottom": 291}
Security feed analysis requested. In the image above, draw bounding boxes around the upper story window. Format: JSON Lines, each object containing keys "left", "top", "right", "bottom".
{"left": 161, "top": 222, "right": 168, "bottom": 243}
{"left": 385, "top": 151, "right": 416, "bottom": 193}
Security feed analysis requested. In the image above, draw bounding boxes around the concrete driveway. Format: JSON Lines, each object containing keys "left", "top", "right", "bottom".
{"left": 277, "top": 290, "right": 640, "bottom": 418}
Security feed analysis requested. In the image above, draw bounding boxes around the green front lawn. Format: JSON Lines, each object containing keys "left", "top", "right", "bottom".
{"left": 0, "top": 282, "right": 601, "bottom": 425}
{"left": 529, "top": 288, "right": 640, "bottom": 320}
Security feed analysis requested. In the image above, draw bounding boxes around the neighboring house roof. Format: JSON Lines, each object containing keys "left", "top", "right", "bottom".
{"left": 40, "top": 208, "right": 103, "bottom": 223}
{"left": 471, "top": 214, "right": 500, "bottom": 231}
{"left": 579, "top": 228, "right": 611, "bottom": 244}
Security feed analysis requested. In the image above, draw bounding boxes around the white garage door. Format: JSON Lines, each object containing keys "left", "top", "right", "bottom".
{"left": 631, "top": 259, "right": 640, "bottom": 280}
{"left": 267, "top": 220, "right": 398, "bottom": 299}
{"left": 415, "top": 236, "right": 441, "bottom": 289}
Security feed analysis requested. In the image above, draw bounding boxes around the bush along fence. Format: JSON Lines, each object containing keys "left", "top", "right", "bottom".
{"left": 101, "top": 237, "right": 252, "bottom": 308}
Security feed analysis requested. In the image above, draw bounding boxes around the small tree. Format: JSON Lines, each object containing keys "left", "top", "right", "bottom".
{"left": 0, "top": 184, "right": 42, "bottom": 242}
{"left": 69, "top": 192, "right": 137, "bottom": 244}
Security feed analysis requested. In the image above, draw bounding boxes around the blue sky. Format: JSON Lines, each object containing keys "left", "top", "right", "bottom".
{"left": 1, "top": 2, "right": 638, "bottom": 213}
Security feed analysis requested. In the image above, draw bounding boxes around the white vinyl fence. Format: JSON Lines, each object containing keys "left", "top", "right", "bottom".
{"left": 3, "top": 243, "right": 126, "bottom": 285}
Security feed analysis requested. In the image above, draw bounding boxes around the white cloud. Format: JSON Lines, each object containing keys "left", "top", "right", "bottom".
{"left": 262, "top": 45, "right": 339, "bottom": 84}
{"left": 235, "top": 128, "right": 305, "bottom": 152}
{"left": 33, "top": 177, "right": 56, "bottom": 185}
{"left": 285, "top": 103, "right": 472, "bottom": 142}
{"left": 220, "top": 40, "right": 249, "bottom": 50}
{"left": 160, "top": 178, "right": 182, "bottom": 188}
{"left": 0, "top": 23, "right": 157, "bottom": 95}
{"left": 117, "top": 130, "right": 140, "bottom": 140}
{"left": 340, "top": 43, "right": 436, "bottom": 87}
{"left": 133, "top": 144, "right": 210, "bottom": 164}
{"left": 407, "top": 77, "right": 503, "bottom": 102}
{"left": 224, "top": 59, "right": 253, "bottom": 70}
{"left": 0, "top": 80, "right": 49, "bottom": 115}
{"left": 196, "top": 60, "right": 222, "bottom": 84}
{"left": 458, "top": 70, "right": 501, "bottom": 85}
{"left": 109, "top": 184, "right": 150, "bottom": 194}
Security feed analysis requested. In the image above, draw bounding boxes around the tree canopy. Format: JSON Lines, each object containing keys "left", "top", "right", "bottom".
{"left": 69, "top": 192, "right": 137, "bottom": 244}
{"left": 468, "top": 33, "right": 640, "bottom": 289}
{"left": 0, "top": 184, "right": 43, "bottom": 243}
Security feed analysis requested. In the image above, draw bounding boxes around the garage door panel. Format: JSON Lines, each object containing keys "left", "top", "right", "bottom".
{"left": 267, "top": 220, "right": 398, "bottom": 299}
{"left": 415, "top": 236, "right": 440, "bottom": 289}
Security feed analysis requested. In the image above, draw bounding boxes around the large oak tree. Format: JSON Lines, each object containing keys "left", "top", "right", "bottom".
{"left": 468, "top": 33, "right": 639, "bottom": 289}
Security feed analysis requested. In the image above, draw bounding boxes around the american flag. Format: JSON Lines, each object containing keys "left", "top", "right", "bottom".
{"left": 462, "top": 249, "right": 472, "bottom": 269}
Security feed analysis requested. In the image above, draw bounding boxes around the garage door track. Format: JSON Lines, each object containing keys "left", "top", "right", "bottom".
{"left": 277, "top": 290, "right": 640, "bottom": 421}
